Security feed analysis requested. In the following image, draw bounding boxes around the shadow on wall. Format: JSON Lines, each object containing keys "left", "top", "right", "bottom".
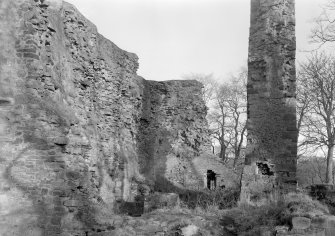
{"left": 3, "top": 102, "right": 67, "bottom": 235}
{"left": 2, "top": 8, "right": 106, "bottom": 234}
{"left": 137, "top": 80, "right": 220, "bottom": 195}
{"left": 137, "top": 80, "right": 174, "bottom": 194}
{"left": 3, "top": 95, "right": 105, "bottom": 235}
{"left": 0, "top": 0, "right": 146, "bottom": 234}
{"left": 137, "top": 80, "right": 196, "bottom": 194}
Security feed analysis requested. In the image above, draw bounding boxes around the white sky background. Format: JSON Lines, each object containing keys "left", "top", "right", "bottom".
{"left": 65, "top": 0, "right": 329, "bottom": 82}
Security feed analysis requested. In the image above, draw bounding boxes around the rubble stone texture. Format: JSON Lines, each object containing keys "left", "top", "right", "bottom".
{"left": 240, "top": 0, "right": 298, "bottom": 201}
{"left": 0, "top": 0, "right": 211, "bottom": 235}
{"left": 139, "top": 80, "right": 211, "bottom": 192}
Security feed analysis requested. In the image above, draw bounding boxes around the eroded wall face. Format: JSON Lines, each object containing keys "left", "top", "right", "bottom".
{"left": 0, "top": 0, "right": 145, "bottom": 235}
{"left": 0, "top": 0, "right": 209, "bottom": 235}
{"left": 138, "top": 80, "right": 211, "bottom": 192}
{"left": 241, "top": 0, "right": 297, "bottom": 200}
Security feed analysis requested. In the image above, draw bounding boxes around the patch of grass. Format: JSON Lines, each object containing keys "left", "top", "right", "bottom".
{"left": 224, "top": 192, "right": 330, "bottom": 235}
{"left": 228, "top": 201, "right": 283, "bottom": 234}
{"left": 281, "top": 192, "right": 329, "bottom": 219}
{"left": 178, "top": 187, "right": 240, "bottom": 210}
{"left": 146, "top": 188, "right": 239, "bottom": 217}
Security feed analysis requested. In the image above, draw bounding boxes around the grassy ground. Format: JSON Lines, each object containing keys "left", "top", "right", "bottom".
{"left": 92, "top": 187, "right": 331, "bottom": 235}
{"left": 178, "top": 190, "right": 330, "bottom": 235}
{"left": 159, "top": 189, "right": 330, "bottom": 235}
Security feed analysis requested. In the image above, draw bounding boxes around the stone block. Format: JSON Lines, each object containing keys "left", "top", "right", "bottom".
{"left": 292, "top": 217, "right": 311, "bottom": 230}
{"left": 23, "top": 53, "right": 39, "bottom": 60}
{"left": 276, "top": 225, "right": 290, "bottom": 234}
{"left": 180, "top": 225, "right": 199, "bottom": 236}
{"left": 312, "top": 215, "right": 335, "bottom": 236}
{"left": 63, "top": 199, "right": 82, "bottom": 207}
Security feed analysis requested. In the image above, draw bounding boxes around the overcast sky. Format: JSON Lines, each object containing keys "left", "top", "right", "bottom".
{"left": 65, "top": 0, "right": 329, "bottom": 81}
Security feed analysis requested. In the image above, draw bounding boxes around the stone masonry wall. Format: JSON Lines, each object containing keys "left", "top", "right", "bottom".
{"left": 240, "top": 0, "right": 297, "bottom": 201}
{"left": 138, "top": 80, "right": 210, "bottom": 192}
{"left": 0, "top": 0, "right": 209, "bottom": 235}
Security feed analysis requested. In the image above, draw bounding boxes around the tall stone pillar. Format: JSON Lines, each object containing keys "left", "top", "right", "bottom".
{"left": 240, "top": 0, "right": 297, "bottom": 201}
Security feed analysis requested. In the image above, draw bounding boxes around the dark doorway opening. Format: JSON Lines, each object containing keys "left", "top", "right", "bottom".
{"left": 207, "top": 170, "right": 217, "bottom": 190}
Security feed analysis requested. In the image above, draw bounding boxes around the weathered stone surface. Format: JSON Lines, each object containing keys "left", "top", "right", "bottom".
{"left": 241, "top": 0, "right": 297, "bottom": 201}
{"left": 0, "top": 0, "right": 210, "bottom": 235}
{"left": 292, "top": 217, "right": 311, "bottom": 230}
{"left": 192, "top": 153, "right": 235, "bottom": 189}
{"left": 276, "top": 225, "right": 290, "bottom": 234}
{"left": 181, "top": 224, "right": 199, "bottom": 236}
{"left": 312, "top": 216, "right": 335, "bottom": 236}
{"left": 138, "top": 80, "right": 211, "bottom": 192}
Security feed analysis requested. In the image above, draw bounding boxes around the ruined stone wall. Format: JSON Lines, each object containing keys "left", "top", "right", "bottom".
{"left": 138, "top": 80, "right": 211, "bottom": 192}
{"left": 0, "top": 0, "right": 209, "bottom": 235}
{"left": 241, "top": 0, "right": 297, "bottom": 201}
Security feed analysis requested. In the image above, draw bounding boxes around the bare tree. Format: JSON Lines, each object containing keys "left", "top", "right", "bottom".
{"left": 311, "top": 0, "right": 335, "bottom": 46}
{"left": 297, "top": 155, "right": 335, "bottom": 186}
{"left": 227, "top": 72, "right": 247, "bottom": 167}
{"left": 296, "top": 71, "right": 313, "bottom": 158}
{"left": 209, "top": 70, "right": 247, "bottom": 166}
{"left": 210, "top": 83, "right": 232, "bottom": 161}
{"left": 298, "top": 52, "right": 335, "bottom": 184}
{"left": 297, "top": 157, "right": 327, "bottom": 186}
{"left": 183, "top": 70, "right": 247, "bottom": 166}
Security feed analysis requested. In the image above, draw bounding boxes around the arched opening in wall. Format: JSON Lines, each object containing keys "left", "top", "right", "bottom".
{"left": 256, "top": 162, "right": 274, "bottom": 176}
{"left": 206, "top": 170, "right": 217, "bottom": 190}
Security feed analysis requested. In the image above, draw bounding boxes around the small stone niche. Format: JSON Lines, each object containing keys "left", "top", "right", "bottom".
{"left": 0, "top": 98, "right": 13, "bottom": 106}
